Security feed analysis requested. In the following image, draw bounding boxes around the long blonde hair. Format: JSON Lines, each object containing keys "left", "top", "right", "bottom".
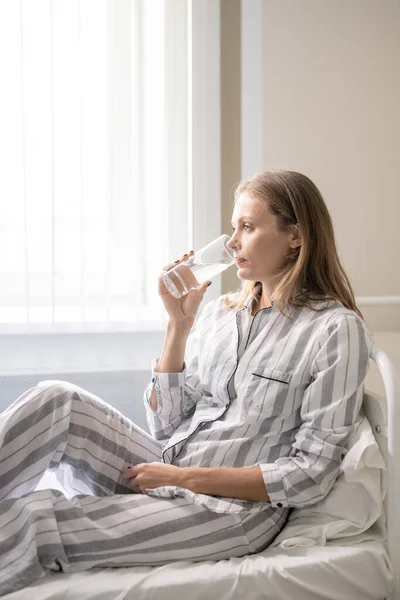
{"left": 223, "top": 170, "right": 363, "bottom": 319}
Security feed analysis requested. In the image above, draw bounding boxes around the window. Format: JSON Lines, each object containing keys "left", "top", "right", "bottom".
{"left": 0, "top": 0, "right": 203, "bottom": 332}
{"left": 0, "top": 0, "right": 220, "bottom": 374}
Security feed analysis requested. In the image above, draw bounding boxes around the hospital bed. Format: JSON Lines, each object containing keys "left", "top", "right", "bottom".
{"left": 4, "top": 345, "right": 399, "bottom": 600}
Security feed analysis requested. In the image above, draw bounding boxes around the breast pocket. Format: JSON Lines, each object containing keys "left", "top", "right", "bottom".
{"left": 252, "top": 368, "right": 292, "bottom": 385}
{"left": 247, "top": 368, "right": 295, "bottom": 416}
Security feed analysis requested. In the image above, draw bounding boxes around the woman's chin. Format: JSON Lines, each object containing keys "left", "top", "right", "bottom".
{"left": 236, "top": 268, "right": 251, "bottom": 280}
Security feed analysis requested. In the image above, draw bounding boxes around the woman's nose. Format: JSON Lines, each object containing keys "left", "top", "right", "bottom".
{"left": 226, "top": 235, "right": 235, "bottom": 250}
{"left": 227, "top": 235, "right": 236, "bottom": 250}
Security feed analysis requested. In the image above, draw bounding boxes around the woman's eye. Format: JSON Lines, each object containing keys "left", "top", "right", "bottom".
{"left": 231, "top": 225, "right": 252, "bottom": 232}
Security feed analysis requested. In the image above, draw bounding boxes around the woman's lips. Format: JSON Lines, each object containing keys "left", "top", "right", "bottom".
{"left": 235, "top": 259, "right": 247, "bottom": 265}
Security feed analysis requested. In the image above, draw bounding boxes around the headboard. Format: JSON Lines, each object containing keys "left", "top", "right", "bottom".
{"left": 368, "top": 346, "right": 400, "bottom": 600}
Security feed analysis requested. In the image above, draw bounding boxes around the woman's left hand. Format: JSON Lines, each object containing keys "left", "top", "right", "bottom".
{"left": 123, "top": 462, "right": 187, "bottom": 494}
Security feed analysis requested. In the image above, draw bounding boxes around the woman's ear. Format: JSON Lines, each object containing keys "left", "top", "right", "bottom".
{"left": 289, "top": 223, "right": 302, "bottom": 248}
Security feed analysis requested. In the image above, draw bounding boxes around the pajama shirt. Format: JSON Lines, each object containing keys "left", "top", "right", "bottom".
{"left": 0, "top": 292, "right": 373, "bottom": 595}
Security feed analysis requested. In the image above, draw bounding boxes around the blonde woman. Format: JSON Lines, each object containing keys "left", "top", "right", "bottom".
{"left": 0, "top": 170, "right": 372, "bottom": 595}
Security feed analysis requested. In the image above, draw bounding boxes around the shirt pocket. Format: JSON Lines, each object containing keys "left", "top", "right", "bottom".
{"left": 247, "top": 368, "right": 296, "bottom": 416}
{"left": 251, "top": 368, "right": 292, "bottom": 385}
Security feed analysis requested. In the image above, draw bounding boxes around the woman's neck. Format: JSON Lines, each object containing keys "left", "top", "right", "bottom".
{"left": 251, "top": 291, "right": 272, "bottom": 316}
{"left": 258, "top": 283, "right": 273, "bottom": 309}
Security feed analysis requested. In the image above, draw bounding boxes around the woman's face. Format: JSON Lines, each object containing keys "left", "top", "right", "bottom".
{"left": 227, "top": 193, "right": 300, "bottom": 284}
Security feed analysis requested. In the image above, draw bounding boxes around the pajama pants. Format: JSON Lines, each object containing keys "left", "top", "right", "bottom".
{"left": 0, "top": 381, "right": 287, "bottom": 596}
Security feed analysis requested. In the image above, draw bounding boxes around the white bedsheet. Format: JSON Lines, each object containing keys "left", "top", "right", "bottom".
{"left": 4, "top": 541, "right": 391, "bottom": 600}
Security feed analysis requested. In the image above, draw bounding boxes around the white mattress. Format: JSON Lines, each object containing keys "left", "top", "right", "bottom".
{"left": 4, "top": 540, "right": 391, "bottom": 600}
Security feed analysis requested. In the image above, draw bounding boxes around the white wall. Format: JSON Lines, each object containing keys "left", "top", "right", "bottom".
{"left": 220, "top": 0, "right": 400, "bottom": 382}
{"left": 261, "top": 0, "right": 400, "bottom": 333}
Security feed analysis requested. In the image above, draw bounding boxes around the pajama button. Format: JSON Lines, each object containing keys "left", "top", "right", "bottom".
{"left": 277, "top": 502, "right": 283, "bottom": 507}
{"left": 152, "top": 377, "right": 155, "bottom": 383}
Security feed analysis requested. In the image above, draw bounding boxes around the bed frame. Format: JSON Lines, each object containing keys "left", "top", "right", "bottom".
{"left": 367, "top": 345, "right": 400, "bottom": 600}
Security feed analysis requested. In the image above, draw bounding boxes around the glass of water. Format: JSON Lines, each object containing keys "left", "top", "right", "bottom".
{"left": 162, "top": 234, "right": 235, "bottom": 299}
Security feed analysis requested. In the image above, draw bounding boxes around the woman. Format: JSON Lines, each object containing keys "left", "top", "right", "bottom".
{"left": 0, "top": 170, "right": 372, "bottom": 595}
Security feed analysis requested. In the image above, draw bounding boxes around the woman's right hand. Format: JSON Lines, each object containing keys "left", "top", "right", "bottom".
{"left": 158, "top": 251, "right": 212, "bottom": 325}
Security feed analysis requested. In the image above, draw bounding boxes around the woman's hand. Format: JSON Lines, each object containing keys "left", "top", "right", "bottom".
{"left": 123, "top": 463, "right": 187, "bottom": 494}
{"left": 158, "top": 251, "right": 211, "bottom": 325}
{"left": 123, "top": 464, "right": 270, "bottom": 502}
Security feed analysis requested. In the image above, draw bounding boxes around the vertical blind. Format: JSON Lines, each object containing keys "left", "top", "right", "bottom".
{"left": 0, "top": 0, "right": 190, "bottom": 329}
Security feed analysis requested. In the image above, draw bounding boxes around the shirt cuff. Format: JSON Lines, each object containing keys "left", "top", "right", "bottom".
{"left": 150, "top": 357, "right": 187, "bottom": 389}
{"left": 259, "top": 463, "right": 288, "bottom": 508}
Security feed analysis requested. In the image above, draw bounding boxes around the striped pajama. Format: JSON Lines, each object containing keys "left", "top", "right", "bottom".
{"left": 0, "top": 380, "right": 285, "bottom": 596}
{"left": 0, "top": 292, "right": 373, "bottom": 595}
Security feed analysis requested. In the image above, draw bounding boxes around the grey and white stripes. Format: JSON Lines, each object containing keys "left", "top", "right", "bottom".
{"left": 0, "top": 292, "right": 372, "bottom": 595}
{"left": 145, "top": 293, "right": 373, "bottom": 509}
{"left": 0, "top": 381, "right": 284, "bottom": 596}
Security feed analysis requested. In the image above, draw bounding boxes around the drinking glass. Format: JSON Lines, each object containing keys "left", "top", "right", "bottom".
{"left": 162, "top": 234, "right": 235, "bottom": 299}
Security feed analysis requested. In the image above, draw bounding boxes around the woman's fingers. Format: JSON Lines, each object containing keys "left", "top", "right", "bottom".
{"left": 162, "top": 250, "right": 194, "bottom": 272}
{"left": 196, "top": 280, "right": 212, "bottom": 293}
{"left": 123, "top": 466, "right": 139, "bottom": 483}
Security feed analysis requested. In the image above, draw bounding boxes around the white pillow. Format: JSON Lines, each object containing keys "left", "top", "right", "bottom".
{"left": 270, "top": 416, "right": 387, "bottom": 548}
